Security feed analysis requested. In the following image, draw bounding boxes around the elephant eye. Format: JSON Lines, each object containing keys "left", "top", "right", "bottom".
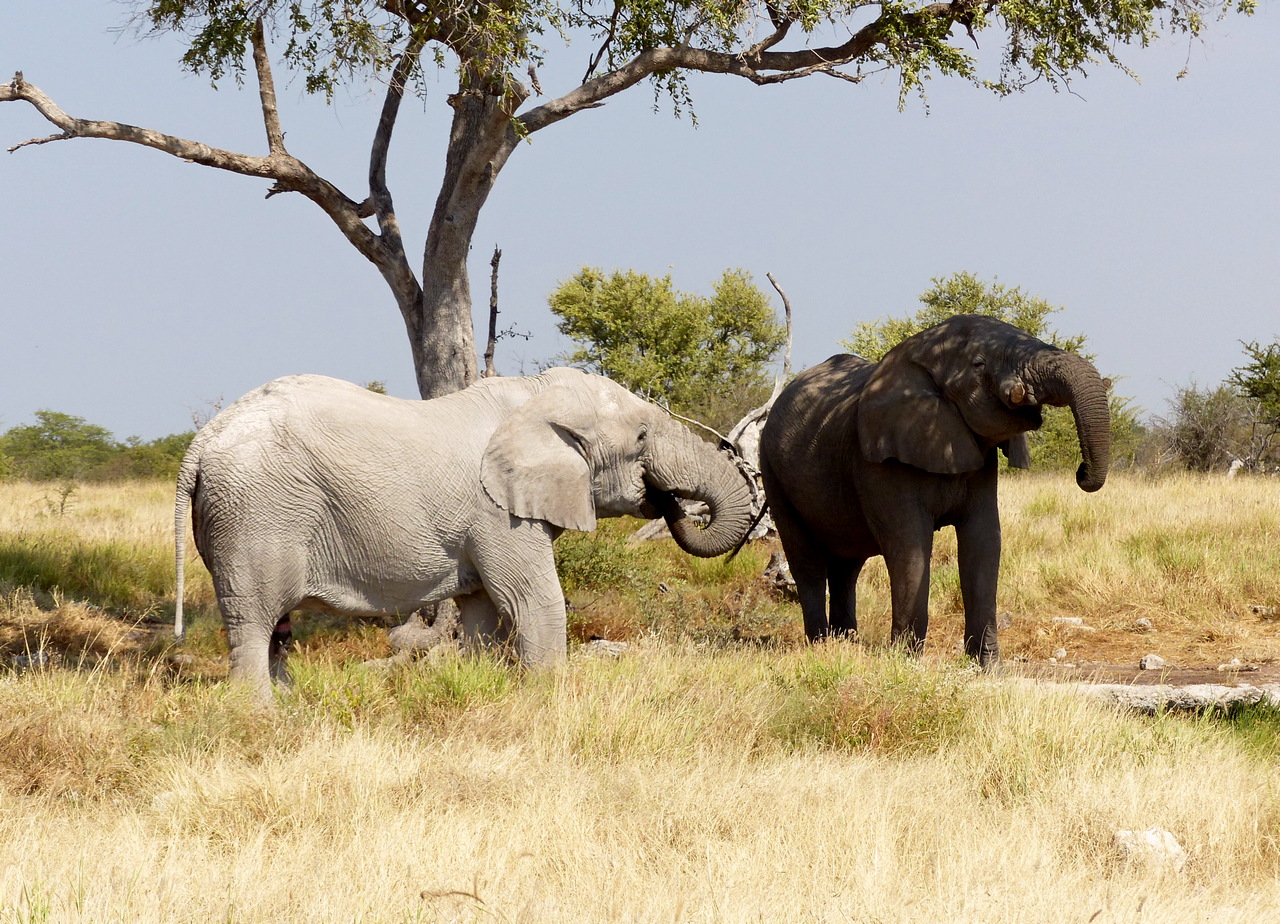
{"left": 637, "top": 425, "right": 649, "bottom": 443}
{"left": 972, "top": 357, "right": 987, "bottom": 371}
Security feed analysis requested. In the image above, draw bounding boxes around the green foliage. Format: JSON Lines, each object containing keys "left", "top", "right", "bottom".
{"left": 1150, "top": 381, "right": 1265, "bottom": 472}
{"left": 842, "top": 271, "right": 1086, "bottom": 361}
{"left": 1031, "top": 394, "right": 1145, "bottom": 472}
{"left": 0, "top": 413, "right": 193, "bottom": 482}
{"left": 135, "top": 0, "right": 1247, "bottom": 114}
{"left": 1146, "top": 339, "right": 1280, "bottom": 473}
{"left": 1, "top": 412, "right": 116, "bottom": 481}
{"left": 842, "top": 272, "right": 1134, "bottom": 470}
{"left": 1230, "top": 339, "right": 1280, "bottom": 421}
{"left": 554, "top": 525, "right": 652, "bottom": 595}
{"left": 1226, "top": 338, "right": 1280, "bottom": 470}
{"left": 549, "top": 268, "right": 785, "bottom": 432}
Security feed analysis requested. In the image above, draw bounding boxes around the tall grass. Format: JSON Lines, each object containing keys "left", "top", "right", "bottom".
{"left": 3, "top": 474, "right": 1280, "bottom": 920}
{"left": 3, "top": 640, "right": 1280, "bottom": 921}
{"left": 0, "top": 480, "right": 214, "bottom": 616}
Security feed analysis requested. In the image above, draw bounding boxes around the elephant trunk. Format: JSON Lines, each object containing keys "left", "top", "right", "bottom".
{"left": 1028, "top": 350, "right": 1112, "bottom": 492}
{"left": 645, "top": 419, "right": 756, "bottom": 558}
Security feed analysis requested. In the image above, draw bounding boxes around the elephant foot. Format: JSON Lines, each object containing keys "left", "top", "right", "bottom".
{"left": 964, "top": 629, "right": 1000, "bottom": 670}
{"left": 976, "top": 647, "right": 1001, "bottom": 671}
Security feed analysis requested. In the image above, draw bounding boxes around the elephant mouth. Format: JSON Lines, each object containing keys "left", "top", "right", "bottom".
{"left": 640, "top": 485, "right": 673, "bottom": 521}
{"left": 1014, "top": 404, "right": 1043, "bottom": 428}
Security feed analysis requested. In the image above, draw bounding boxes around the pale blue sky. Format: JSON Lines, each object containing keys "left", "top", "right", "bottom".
{"left": 2, "top": 3, "right": 1277, "bottom": 440}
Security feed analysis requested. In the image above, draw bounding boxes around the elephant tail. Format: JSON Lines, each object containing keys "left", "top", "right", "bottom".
{"left": 174, "top": 444, "right": 201, "bottom": 642}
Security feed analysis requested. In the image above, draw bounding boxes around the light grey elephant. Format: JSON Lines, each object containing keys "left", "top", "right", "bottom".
{"left": 174, "top": 369, "right": 755, "bottom": 697}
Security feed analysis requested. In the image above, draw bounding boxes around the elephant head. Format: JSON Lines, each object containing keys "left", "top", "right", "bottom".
{"left": 857, "top": 315, "right": 1111, "bottom": 491}
{"left": 480, "top": 370, "right": 755, "bottom": 556}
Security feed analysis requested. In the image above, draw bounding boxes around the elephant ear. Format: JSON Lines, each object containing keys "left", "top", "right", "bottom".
{"left": 1001, "top": 433, "right": 1032, "bottom": 470}
{"left": 857, "top": 358, "right": 985, "bottom": 474}
{"left": 481, "top": 386, "right": 597, "bottom": 532}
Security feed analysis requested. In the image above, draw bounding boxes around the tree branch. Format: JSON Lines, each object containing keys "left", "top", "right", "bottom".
{"left": 483, "top": 245, "right": 502, "bottom": 378}
{"left": 745, "top": 15, "right": 793, "bottom": 57}
{"left": 518, "top": 0, "right": 968, "bottom": 135}
{"left": 251, "top": 18, "right": 287, "bottom": 155}
{"left": 2, "top": 72, "right": 389, "bottom": 271}
{"left": 369, "top": 32, "right": 429, "bottom": 302}
{"left": 583, "top": 2, "right": 623, "bottom": 85}
{"left": 766, "top": 271, "right": 793, "bottom": 385}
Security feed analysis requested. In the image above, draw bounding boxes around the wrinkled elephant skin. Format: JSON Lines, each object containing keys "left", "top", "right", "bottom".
{"left": 175, "top": 369, "right": 754, "bottom": 698}
{"left": 759, "top": 315, "right": 1111, "bottom": 666}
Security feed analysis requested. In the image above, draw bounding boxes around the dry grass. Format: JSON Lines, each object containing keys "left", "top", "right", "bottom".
{"left": 2, "top": 474, "right": 1280, "bottom": 921}
{"left": 3, "top": 643, "right": 1280, "bottom": 922}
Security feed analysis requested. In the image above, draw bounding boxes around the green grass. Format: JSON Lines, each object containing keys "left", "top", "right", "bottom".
{"left": 0, "top": 533, "right": 176, "bottom": 614}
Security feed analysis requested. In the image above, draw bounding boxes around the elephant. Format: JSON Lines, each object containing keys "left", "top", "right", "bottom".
{"left": 174, "top": 369, "right": 755, "bottom": 697}
{"left": 758, "top": 314, "right": 1110, "bottom": 666}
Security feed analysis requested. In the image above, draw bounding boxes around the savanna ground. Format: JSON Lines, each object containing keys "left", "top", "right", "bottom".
{"left": 1, "top": 473, "right": 1279, "bottom": 922}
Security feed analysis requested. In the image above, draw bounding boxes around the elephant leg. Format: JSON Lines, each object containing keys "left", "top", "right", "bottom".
{"left": 957, "top": 486, "right": 1002, "bottom": 668}
{"left": 472, "top": 519, "right": 567, "bottom": 666}
{"left": 220, "top": 595, "right": 285, "bottom": 701}
{"left": 883, "top": 539, "right": 933, "bottom": 655}
{"left": 767, "top": 492, "right": 831, "bottom": 640}
{"left": 828, "top": 557, "right": 864, "bottom": 637}
{"left": 456, "top": 590, "right": 508, "bottom": 656}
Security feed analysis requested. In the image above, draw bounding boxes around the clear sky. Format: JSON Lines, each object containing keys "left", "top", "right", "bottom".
{"left": 2, "top": 3, "right": 1277, "bottom": 440}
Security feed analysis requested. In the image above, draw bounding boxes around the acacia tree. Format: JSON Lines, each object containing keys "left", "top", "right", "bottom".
{"left": 1, "top": 0, "right": 1251, "bottom": 400}
{"left": 1228, "top": 338, "right": 1280, "bottom": 469}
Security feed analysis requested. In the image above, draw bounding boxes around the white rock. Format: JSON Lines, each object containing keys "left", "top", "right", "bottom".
{"left": 1079, "top": 683, "right": 1272, "bottom": 714}
{"left": 1134, "top": 617, "right": 1153, "bottom": 631}
{"left": 1051, "top": 616, "right": 1095, "bottom": 632}
{"left": 1139, "top": 654, "right": 1166, "bottom": 671}
{"left": 1113, "top": 827, "right": 1187, "bottom": 871}
{"left": 579, "top": 639, "right": 629, "bottom": 659}
{"left": 1053, "top": 648, "right": 1068, "bottom": 661}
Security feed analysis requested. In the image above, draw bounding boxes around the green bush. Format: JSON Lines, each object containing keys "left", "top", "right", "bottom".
{"left": 0, "top": 411, "right": 193, "bottom": 482}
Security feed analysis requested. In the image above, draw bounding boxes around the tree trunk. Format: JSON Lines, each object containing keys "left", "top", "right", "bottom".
{"left": 413, "top": 71, "right": 524, "bottom": 399}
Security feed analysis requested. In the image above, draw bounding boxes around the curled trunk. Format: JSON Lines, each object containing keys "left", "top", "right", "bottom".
{"left": 645, "top": 420, "right": 756, "bottom": 558}
{"left": 1030, "top": 350, "right": 1112, "bottom": 492}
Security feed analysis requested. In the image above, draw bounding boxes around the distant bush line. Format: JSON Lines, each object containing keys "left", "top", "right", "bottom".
{"left": 0, "top": 410, "right": 193, "bottom": 482}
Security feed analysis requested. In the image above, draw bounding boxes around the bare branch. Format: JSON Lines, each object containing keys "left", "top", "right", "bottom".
{"left": 368, "top": 31, "right": 429, "bottom": 302}
{"left": 765, "top": 271, "right": 793, "bottom": 391}
{"left": 7, "top": 130, "right": 74, "bottom": 152}
{"left": 483, "top": 245, "right": 502, "bottom": 378}
{"left": 663, "top": 405, "right": 731, "bottom": 446}
{"left": 1, "top": 72, "right": 391, "bottom": 273}
{"left": 745, "top": 17, "right": 793, "bottom": 57}
{"left": 251, "top": 18, "right": 287, "bottom": 155}
{"left": 583, "top": 3, "right": 623, "bottom": 85}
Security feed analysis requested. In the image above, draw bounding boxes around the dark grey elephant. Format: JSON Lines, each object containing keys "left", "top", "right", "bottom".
{"left": 759, "top": 315, "right": 1110, "bottom": 666}
{"left": 175, "top": 369, "right": 754, "bottom": 697}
